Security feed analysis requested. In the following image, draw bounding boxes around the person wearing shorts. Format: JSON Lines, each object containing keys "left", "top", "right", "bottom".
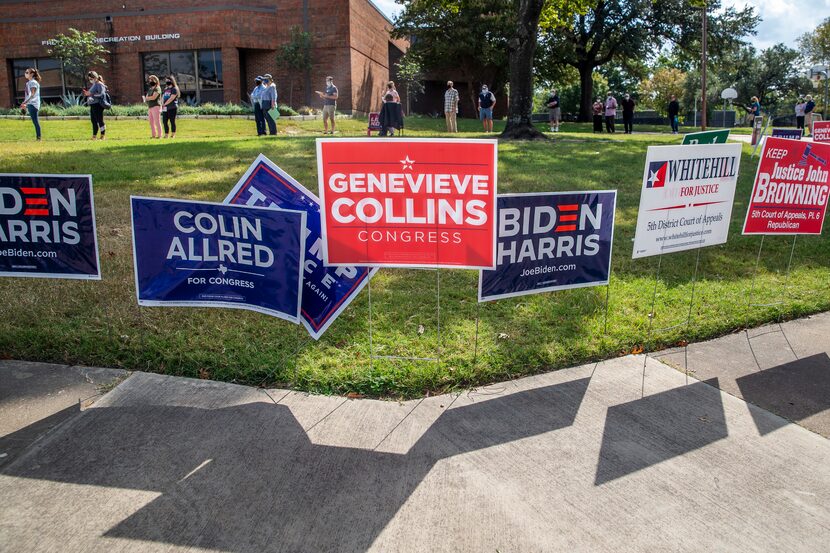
{"left": 316, "top": 76, "right": 338, "bottom": 134}
{"left": 478, "top": 84, "right": 496, "bottom": 133}
{"left": 546, "top": 88, "right": 561, "bottom": 132}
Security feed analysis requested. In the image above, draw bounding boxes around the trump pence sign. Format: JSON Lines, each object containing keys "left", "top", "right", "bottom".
{"left": 632, "top": 143, "right": 742, "bottom": 258}
{"left": 317, "top": 138, "right": 498, "bottom": 268}
{"left": 743, "top": 137, "right": 830, "bottom": 235}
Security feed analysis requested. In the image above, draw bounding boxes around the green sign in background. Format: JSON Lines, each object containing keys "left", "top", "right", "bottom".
{"left": 681, "top": 129, "right": 730, "bottom": 145}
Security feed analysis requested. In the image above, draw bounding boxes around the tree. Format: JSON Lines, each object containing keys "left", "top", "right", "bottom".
{"left": 539, "top": 0, "right": 758, "bottom": 121}
{"left": 47, "top": 28, "right": 108, "bottom": 85}
{"left": 640, "top": 67, "right": 685, "bottom": 115}
{"left": 278, "top": 25, "right": 313, "bottom": 107}
{"left": 395, "top": 52, "right": 426, "bottom": 115}
{"left": 798, "top": 17, "right": 830, "bottom": 66}
{"left": 393, "top": 0, "right": 511, "bottom": 117}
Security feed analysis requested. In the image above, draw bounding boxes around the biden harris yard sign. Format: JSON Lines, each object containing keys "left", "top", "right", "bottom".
{"left": 479, "top": 191, "right": 616, "bottom": 302}
{"left": 131, "top": 196, "right": 306, "bottom": 322}
{"left": 632, "top": 143, "right": 742, "bottom": 259}
{"left": 742, "top": 137, "right": 830, "bottom": 235}
{"left": 317, "top": 138, "right": 498, "bottom": 268}
{"left": 0, "top": 174, "right": 100, "bottom": 279}
{"left": 225, "top": 154, "right": 377, "bottom": 340}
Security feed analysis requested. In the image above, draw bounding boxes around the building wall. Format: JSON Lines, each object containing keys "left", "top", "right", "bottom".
{"left": 0, "top": 0, "right": 406, "bottom": 109}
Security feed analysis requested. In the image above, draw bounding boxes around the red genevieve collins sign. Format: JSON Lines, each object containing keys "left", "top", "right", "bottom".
{"left": 743, "top": 137, "right": 830, "bottom": 235}
{"left": 317, "top": 139, "right": 498, "bottom": 268}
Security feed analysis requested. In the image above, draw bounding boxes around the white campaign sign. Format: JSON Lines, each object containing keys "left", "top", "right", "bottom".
{"left": 632, "top": 143, "right": 742, "bottom": 259}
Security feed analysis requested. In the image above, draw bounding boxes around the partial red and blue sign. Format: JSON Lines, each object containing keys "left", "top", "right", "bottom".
{"left": 131, "top": 196, "right": 306, "bottom": 322}
{"left": 225, "top": 155, "right": 377, "bottom": 339}
{"left": 646, "top": 161, "right": 667, "bottom": 188}
{"left": 0, "top": 174, "right": 100, "bottom": 279}
{"left": 478, "top": 191, "right": 616, "bottom": 302}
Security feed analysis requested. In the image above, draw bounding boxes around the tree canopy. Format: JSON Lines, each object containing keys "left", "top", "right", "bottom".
{"left": 47, "top": 28, "right": 108, "bottom": 83}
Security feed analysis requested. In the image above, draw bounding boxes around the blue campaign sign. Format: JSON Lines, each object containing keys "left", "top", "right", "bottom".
{"left": 0, "top": 174, "right": 100, "bottom": 279}
{"left": 771, "top": 128, "right": 803, "bottom": 140}
{"left": 479, "top": 191, "right": 616, "bottom": 302}
{"left": 131, "top": 196, "right": 306, "bottom": 322}
{"left": 225, "top": 154, "right": 377, "bottom": 340}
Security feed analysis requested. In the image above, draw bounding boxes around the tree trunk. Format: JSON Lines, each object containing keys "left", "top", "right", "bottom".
{"left": 578, "top": 63, "right": 594, "bottom": 123}
{"left": 501, "top": 0, "right": 547, "bottom": 140}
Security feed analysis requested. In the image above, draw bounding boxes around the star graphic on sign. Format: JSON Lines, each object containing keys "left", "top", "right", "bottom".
{"left": 400, "top": 155, "right": 415, "bottom": 170}
{"left": 647, "top": 170, "right": 659, "bottom": 187}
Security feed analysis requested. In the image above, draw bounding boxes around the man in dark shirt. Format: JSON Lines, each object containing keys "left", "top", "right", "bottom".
{"left": 478, "top": 85, "right": 496, "bottom": 133}
{"left": 621, "top": 93, "right": 635, "bottom": 134}
{"left": 546, "top": 88, "right": 561, "bottom": 132}
{"left": 668, "top": 95, "right": 680, "bottom": 134}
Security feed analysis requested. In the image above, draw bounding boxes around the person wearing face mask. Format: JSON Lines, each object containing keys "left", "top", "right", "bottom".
{"left": 250, "top": 76, "right": 266, "bottom": 136}
{"left": 160, "top": 76, "right": 180, "bottom": 139}
{"left": 478, "top": 84, "right": 496, "bottom": 133}
{"left": 20, "top": 67, "right": 42, "bottom": 141}
{"left": 604, "top": 92, "right": 617, "bottom": 133}
{"left": 546, "top": 88, "right": 560, "bottom": 132}
{"left": 621, "top": 93, "right": 635, "bottom": 134}
{"left": 142, "top": 75, "right": 162, "bottom": 139}
{"left": 82, "top": 71, "right": 108, "bottom": 140}
{"left": 592, "top": 97, "right": 604, "bottom": 133}
{"left": 316, "top": 76, "right": 338, "bottom": 134}
{"left": 260, "top": 74, "right": 278, "bottom": 135}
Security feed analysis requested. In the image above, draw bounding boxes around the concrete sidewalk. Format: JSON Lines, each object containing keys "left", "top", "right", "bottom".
{"left": 1, "top": 317, "right": 829, "bottom": 551}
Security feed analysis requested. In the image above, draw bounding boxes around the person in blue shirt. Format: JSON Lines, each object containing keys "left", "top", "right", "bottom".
{"left": 250, "top": 76, "right": 265, "bottom": 136}
{"left": 746, "top": 96, "right": 761, "bottom": 125}
{"left": 82, "top": 71, "right": 108, "bottom": 140}
{"left": 260, "top": 74, "right": 278, "bottom": 135}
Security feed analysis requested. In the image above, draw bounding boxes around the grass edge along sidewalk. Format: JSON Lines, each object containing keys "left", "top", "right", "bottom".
{"left": 0, "top": 118, "right": 827, "bottom": 398}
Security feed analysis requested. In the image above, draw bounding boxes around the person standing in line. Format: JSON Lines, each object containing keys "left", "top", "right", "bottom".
{"left": 604, "top": 92, "right": 617, "bottom": 133}
{"left": 668, "top": 94, "right": 680, "bottom": 134}
{"left": 83, "top": 71, "right": 108, "bottom": 140}
{"left": 444, "top": 80, "right": 459, "bottom": 133}
{"left": 20, "top": 67, "right": 41, "bottom": 141}
{"left": 478, "top": 84, "right": 496, "bottom": 133}
{"left": 746, "top": 96, "right": 761, "bottom": 126}
{"left": 316, "top": 76, "right": 338, "bottom": 134}
{"left": 379, "top": 93, "right": 404, "bottom": 136}
{"left": 261, "top": 74, "right": 278, "bottom": 135}
{"left": 804, "top": 95, "right": 815, "bottom": 136}
{"left": 142, "top": 75, "right": 162, "bottom": 139}
{"left": 546, "top": 88, "right": 561, "bottom": 132}
{"left": 160, "top": 75, "right": 180, "bottom": 139}
{"left": 382, "top": 81, "right": 400, "bottom": 104}
{"left": 251, "top": 76, "right": 265, "bottom": 136}
{"left": 621, "top": 93, "right": 635, "bottom": 134}
{"left": 795, "top": 97, "right": 806, "bottom": 132}
{"left": 592, "top": 97, "right": 604, "bottom": 132}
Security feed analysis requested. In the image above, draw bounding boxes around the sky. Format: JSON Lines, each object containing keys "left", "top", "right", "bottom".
{"left": 722, "top": 0, "right": 830, "bottom": 50}
{"left": 373, "top": 0, "right": 830, "bottom": 52}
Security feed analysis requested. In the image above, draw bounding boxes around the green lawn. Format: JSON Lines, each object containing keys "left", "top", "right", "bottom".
{"left": 0, "top": 116, "right": 826, "bottom": 398}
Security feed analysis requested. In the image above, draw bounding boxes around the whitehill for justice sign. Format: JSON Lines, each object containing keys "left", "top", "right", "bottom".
{"left": 632, "top": 143, "right": 742, "bottom": 259}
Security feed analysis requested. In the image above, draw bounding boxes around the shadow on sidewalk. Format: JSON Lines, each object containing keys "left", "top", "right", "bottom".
{"left": 2, "top": 376, "right": 591, "bottom": 552}
{"left": 736, "top": 353, "right": 830, "bottom": 436}
{"left": 595, "top": 379, "right": 727, "bottom": 485}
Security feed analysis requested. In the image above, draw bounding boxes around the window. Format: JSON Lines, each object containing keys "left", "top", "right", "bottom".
{"left": 142, "top": 49, "right": 223, "bottom": 104}
{"left": 11, "top": 58, "right": 66, "bottom": 104}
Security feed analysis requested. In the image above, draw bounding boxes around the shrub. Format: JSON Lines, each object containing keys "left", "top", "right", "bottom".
{"left": 297, "top": 105, "right": 316, "bottom": 115}
{"left": 279, "top": 104, "right": 299, "bottom": 116}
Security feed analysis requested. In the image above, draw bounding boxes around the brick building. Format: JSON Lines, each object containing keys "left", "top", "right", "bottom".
{"left": 0, "top": 0, "right": 408, "bottom": 112}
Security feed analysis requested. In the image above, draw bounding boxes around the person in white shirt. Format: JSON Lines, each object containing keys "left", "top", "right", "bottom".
{"left": 20, "top": 67, "right": 42, "bottom": 140}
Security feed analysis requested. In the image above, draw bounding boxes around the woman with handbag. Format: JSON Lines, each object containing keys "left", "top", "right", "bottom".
{"left": 82, "top": 71, "right": 108, "bottom": 140}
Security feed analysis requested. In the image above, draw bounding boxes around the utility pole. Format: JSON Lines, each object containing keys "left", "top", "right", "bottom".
{"left": 701, "top": 3, "right": 708, "bottom": 130}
